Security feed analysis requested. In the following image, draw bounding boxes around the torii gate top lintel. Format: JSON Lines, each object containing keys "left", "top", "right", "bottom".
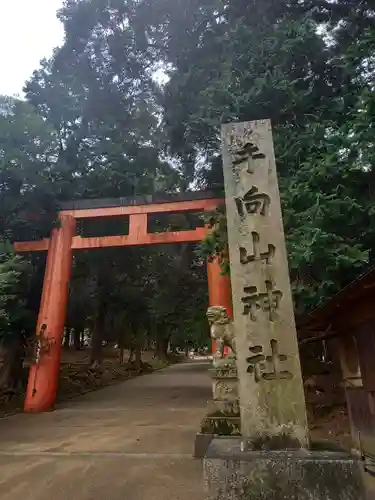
{"left": 59, "top": 189, "right": 222, "bottom": 213}
{"left": 15, "top": 190, "right": 224, "bottom": 252}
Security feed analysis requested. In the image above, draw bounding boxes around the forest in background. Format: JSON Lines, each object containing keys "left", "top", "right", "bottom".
{"left": 1, "top": 0, "right": 375, "bottom": 393}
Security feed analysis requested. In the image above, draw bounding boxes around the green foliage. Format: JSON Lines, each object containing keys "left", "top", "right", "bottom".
{"left": 0, "top": 96, "right": 60, "bottom": 241}
{"left": 199, "top": 205, "right": 230, "bottom": 275}
{"left": 0, "top": 242, "right": 30, "bottom": 345}
{"left": 276, "top": 120, "right": 371, "bottom": 313}
{"left": 157, "top": 0, "right": 375, "bottom": 312}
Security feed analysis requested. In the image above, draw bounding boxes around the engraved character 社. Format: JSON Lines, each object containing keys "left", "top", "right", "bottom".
{"left": 242, "top": 281, "right": 282, "bottom": 321}
{"left": 246, "top": 339, "right": 292, "bottom": 382}
{"left": 235, "top": 186, "right": 270, "bottom": 218}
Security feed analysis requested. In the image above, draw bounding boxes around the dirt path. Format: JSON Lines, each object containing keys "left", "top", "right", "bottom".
{"left": 0, "top": 361, "right": 211, "bottom": 500}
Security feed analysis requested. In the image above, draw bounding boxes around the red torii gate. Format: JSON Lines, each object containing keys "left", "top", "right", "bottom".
{"left": 14, "top": 192, "right": 232, "bottom": 413}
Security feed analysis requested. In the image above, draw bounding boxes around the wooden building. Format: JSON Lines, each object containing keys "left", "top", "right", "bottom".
{"left": 297, "top": 266, "right": 375, "bottom": 470}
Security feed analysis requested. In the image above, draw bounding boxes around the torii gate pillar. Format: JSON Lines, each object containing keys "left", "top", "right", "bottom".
{"left": 207, "top": 257, "right": 233, "bottom": 355}
{"left": 24, "top": 215, "right": 76, "bottom": 412}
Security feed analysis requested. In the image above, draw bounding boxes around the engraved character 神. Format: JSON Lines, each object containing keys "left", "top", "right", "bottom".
{"left": 242, "top": 281, "right": 282, "bottom": 321}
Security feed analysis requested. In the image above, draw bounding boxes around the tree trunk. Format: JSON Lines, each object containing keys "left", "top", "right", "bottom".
{"left": 73, "top": 328, "right": 82, "bottom": 350}
{"left": 156, "top": 334, "right": 170, "bottom": 360}
{"left": 162, "top": 337, "right": 169, "bottom": 359}
{"left": 90, "top": 326, "right": 103, "bottom": 368}
{"left": 128, "top": 346, "right": 135, "bottom": 363}
{"left": 90, "top": 302, "right": 106, "bottom": 368}
{"left": 144, "top": 336, "right": 151, "bottom": 350}
{"left": 135, "top": 340, "right": 142, "bottom": 373}
{"left": 63, "top": 328, "right": 70, "bottom": 348}
{"left": 119, "top": 346, "right": 125, "bottom": 364}
{"left": 118, "top": 329, "right": 126, "bottom": 364}
{"left": 0, "top": 335, "right": 25, "bottom": 396}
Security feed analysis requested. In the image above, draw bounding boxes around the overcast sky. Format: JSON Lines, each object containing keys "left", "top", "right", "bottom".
{"left": 0, "top": 0, "right": 64, "bottom": 97}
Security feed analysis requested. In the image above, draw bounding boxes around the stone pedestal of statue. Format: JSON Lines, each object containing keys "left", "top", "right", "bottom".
{"left": 195, "top": 305, "right": 241, "bottom": 458}
{"left": 195, "top": 362, "right": 241, "bottom": 458}
{"left": 210, "top": 362, "right": 239, "bottom": 413}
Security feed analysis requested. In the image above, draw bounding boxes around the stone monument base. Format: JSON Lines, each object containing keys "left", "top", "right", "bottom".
{"left": 203, "top": 438, "right": 365, "bottom": 499}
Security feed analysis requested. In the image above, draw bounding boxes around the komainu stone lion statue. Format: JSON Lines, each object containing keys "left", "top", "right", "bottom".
{"left": 206, "top": 306, "right": 236, "bottom": 367}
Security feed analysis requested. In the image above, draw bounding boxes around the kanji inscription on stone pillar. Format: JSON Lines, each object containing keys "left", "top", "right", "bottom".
{"left": 221, "top": 120, "right": 308, "bottom": 447}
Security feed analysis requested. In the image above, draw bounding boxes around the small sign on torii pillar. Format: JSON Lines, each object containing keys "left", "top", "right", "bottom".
{"left": 221, "top": 120, "right": 308, "bottom": 447}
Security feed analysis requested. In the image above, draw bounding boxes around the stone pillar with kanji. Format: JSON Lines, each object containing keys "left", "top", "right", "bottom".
{"left": 221, "top": 120, "right": 308, "bottom": 447}
{"left": 203, "top": 120, "right": 364, "bottom": 500}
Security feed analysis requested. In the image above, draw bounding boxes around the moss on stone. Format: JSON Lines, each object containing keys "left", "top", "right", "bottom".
{"left": 249, "top": 433, "right": 303, "bottom": 451}
{"left": 201, "top": 409, "right": 241, "bottom": 436}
